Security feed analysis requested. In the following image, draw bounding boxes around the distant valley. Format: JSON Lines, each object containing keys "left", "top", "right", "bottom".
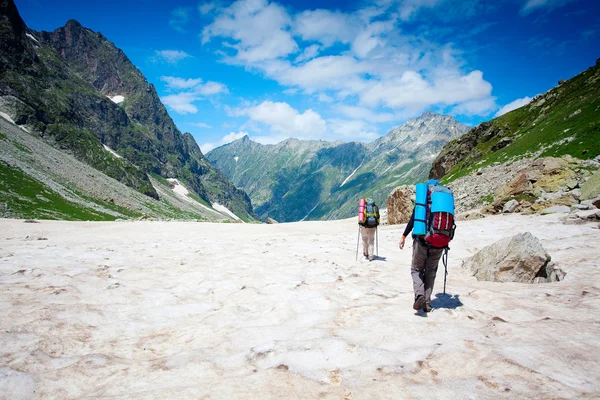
{"left": 208, "top": 112, "right": 468, "bottom": 222}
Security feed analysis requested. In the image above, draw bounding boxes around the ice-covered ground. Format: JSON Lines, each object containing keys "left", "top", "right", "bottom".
{"left": 0, "top": 214, "right": 599, "bottom": 399}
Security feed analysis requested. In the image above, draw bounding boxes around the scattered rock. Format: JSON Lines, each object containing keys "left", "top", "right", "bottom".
{"left": 567, "top": 109, "right": 581, "bottom": 119}
{"left": 581, "top": 199, "right": 599, "bottom": 209}
{"left": 23, "top": 219, "right": 40, "bottom": 223}
{"left": 386, "top": 185, "right": 415, "bottom": 225}
{"left": 463, "top": 232, "right": 559, "bottom": 283}
{"left": 267, "top": 217, "right": 278, "bottom": 224}
{"left": 558, "top": 79, "right": 567, "bottom": 85}
{"left": 491, "top": 137, "right": 514, "bottom": 152}
{"left": 571, "top": 204, "right": 590, "bottom": 211}
{"left": 495, "top": 170, "right": 533, "bottom": 200}
{"left": 540, "top": 206, "right": 571, "bottom": 215}
{"left": 456, "top": 210, "right": 486, "bottom": 221}
{"left": 580, "top": 170, "right": 600, "bottom": 200}
{"left": 502, "top": 200, "right": 519, "bottom": 213}
{"left": 575, "top": 209, "right": 600, "bottom": 220}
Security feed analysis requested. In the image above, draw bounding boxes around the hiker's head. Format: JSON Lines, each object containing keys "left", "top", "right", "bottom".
{"left": 426, "top": 179, "right": 440, "bottom": 186}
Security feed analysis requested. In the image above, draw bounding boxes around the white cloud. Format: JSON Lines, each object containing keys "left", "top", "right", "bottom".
{"left": 495, "top": 96, "right": 533, "bottom": 117}
{"left": 327, "top": 119, "right": 380, "bottom": 142}
{"left": 334, "top": 105, "right": 396, "bottom": 123}
{"left": 271, "top": 55, "right": 369, "bottom": 94}
{"left": 161, "top": 93, "right": 199, "bottom": 114}
{"left": 202, "top": 0, "right": 298, "bottom": 63}
{"left": 161, "top": 76, "right": 203, "bottom": 90}
{"left": 159, "top": 77, "right": 229, "bottom": 114}
{"left": 234, "top": 101, "right": 327, "bottom": 137}
{"left": 155, "top": 50, "right": 191, "bottom": 64}
{"left": 189, "top": 122, "right": 213, "bottom": 128}
{"left": 351, "top": 20, "right": 393, "bottom": 58}
{"left": 294, "top": 10, "right": 355, "bottom": 46}
{"left": 317, "top": 93, "right": 334, "bottom": 103}
{"left": 201, "top": 131, "right": 248, "bottom": 153}
{"left": 360, "top": 70, "right": 493, "bottom": 109}
{"left": 452, "top": 97, "right": 497, "bottom": 116}
{"left": 195, "top": 81, "right": 229, "bottom": 95}
{"left": 520, "top": 0, "right": 574, "bottom": 15}
{"left": 170, "top": 7, "right": 192, "bottom": 33}
{"left": 200, "top": 0, "right": 498, "bottom": 124}
{"left": 294, "top": 44, "right": 321, "bottom": 63}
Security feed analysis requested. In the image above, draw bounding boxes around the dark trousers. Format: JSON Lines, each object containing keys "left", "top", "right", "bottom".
{"left": 411, "top": 237, "right": 444, "bottom": 302}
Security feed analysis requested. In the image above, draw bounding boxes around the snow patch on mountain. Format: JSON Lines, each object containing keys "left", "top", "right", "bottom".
{"left": 167, "top": 178, "right": 190, "bottom": 198}
{"left": 340, "top": 162, "right": 363, "bottom": 187}
{"left": 212, "top": 202, "right": 242, "bottom": 222}
{"left": 26, "top": 33, "right": 39, "bottom": 43}
{"left": 108, "top": 95, "right": 125, "bottom": 104}
{"left": 102, "top": 144, "right": 122, "bottom": 159}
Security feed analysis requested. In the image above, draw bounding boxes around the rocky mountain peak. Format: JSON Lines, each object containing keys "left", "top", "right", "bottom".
{"left": 370, "top": 111, "right": 468, "bottom": 153}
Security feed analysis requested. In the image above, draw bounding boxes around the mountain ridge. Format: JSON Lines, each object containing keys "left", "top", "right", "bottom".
{"left": 208, "top": 112, "right": 468, "bottom": 222}
{"left": 0, "top": 0, "right": 256, "bottom": 221}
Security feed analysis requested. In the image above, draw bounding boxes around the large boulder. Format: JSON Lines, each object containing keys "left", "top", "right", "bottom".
{"left": 494, "top": 169, "right": 533, "bottom": 201}
{"left": 386, "top": 185, "right": 415, "bottom": 225}
{"left": 463, "top": 232, "right": 562, "bottom": 283}
{"left": 580, "top": 170, "right": 600, "bottom": 201}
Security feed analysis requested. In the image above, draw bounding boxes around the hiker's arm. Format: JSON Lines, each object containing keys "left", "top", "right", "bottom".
{"left": 399, "top": 209, "right": 415, "bottom": 250}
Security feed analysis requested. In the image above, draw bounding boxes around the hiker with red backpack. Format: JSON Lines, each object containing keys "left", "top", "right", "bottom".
{"left": 357, "top": 198, "right": 380, "bottom": 261}
{"left": 399, "top": 179, "right": 456, "bottom": 313}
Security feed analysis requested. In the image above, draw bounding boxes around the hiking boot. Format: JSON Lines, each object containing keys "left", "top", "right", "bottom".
{"left": 424, "top": 302, "right": 432, "bottom": 313}
{"left": 413, "top": 295, "right": 425, "bottom": 311}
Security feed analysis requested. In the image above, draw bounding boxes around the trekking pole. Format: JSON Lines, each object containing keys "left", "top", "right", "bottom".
{"left": 376, "top": 227, "right": 379, "bottom": 256}
{"left": 442, "top": 248, "right": 449, "bottom": 294}
{"left": 355, "top": 226, "right": 360, "bottom": 261}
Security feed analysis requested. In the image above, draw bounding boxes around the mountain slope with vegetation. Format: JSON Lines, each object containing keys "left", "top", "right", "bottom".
{"left": 0, "top": 0, "right": 254, "bottom": 221}
{"left": 431, "top": 59, "right": 600, "bottom": 183}
{"left": 208, "top": 112, "right": 468, "bottom": 222}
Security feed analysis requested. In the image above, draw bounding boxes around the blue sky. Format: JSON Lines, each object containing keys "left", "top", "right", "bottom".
{"left": 16, "top": 0, "right": 600, "bottom": 153}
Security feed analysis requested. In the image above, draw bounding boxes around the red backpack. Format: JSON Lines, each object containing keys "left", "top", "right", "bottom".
{"left": 424, "top": 185, "right": 456, "bottom": 248}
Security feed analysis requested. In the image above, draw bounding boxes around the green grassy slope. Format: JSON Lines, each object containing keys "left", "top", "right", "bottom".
{"left": 432, "top": 61, "right": 600, "bottom": 183}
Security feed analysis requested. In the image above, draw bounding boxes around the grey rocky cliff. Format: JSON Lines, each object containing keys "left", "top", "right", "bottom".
{"left": 0, "top": 0, "right": 255, "bottom": 220}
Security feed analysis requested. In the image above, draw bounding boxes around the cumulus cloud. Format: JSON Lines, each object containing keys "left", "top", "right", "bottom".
{"left": 327, "top": 118, "right": 380, "bottom": 141}
{"left": 201, "top": 131, "right": 248, "bottom": 153}
{"left": 160, "top": 76, "right": 229, "bottom": 114}
{"left": 452, "top": 97, "right": 497, "bottom": 116}
{"left": 360, "top": 70, "right": 493, "bottom": 109}
{"left": 200, "top": 0, "right": 499, "bottom": 136}
{"left": 294, "top": 44, "right": 321, "bottom": 63}
{"left": 317, "top": 93, "right": 334, "bottom": 103}
{"left": 161, "top": 76, "right": 203, "bottom": 90}
{"left": 495, "top": 96, "right": 533, "bottom": 117}
{"left": 294, "top": 10, "right": 355, "bottom": 46}
{"left": 334, "top": 105, "right": 395, "bottom": 123}
{"left": 196, "top": 81, "right": 229, "bottom": 95}
{"left": 161, "top": 93, "right": 199, "bottom": 114}
{"left": 202, "top": 0, "right": 298, "bottom": 63}
{"left": 233, "top": 101, "right": 327, "bottom": 137}
{"left": 154, "top": 50, "right": 191, "bottom": 64}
